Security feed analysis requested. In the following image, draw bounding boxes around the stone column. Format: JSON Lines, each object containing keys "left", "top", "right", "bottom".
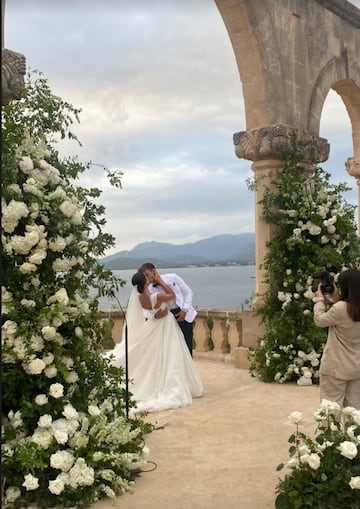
{"left": 345, "top": 157, "right": 360, "bottom": 233}
{"left": 2, "top": 0, "right": 5, "bottom": 50}
{"left": 234, "top": 124, "right": 329, "bottom": 299}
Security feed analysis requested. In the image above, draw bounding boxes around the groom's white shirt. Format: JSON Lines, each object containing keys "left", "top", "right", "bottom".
{"left": 149, "top": 273, "right": 197, "bottom": 323}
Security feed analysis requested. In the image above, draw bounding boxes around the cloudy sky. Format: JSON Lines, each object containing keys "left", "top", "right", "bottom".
{"left": 5, "top": 0, "right": 360, "bottom": 254}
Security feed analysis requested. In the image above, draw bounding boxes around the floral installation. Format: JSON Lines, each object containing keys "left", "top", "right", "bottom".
{"left": 275, "top": 400, "right": 360, "bottom": 508}
{"left": 249, "top": 146, "right": 360, "bottom": 384}
{"left": 2, "top": 72, "right": 152, "bottom": 509}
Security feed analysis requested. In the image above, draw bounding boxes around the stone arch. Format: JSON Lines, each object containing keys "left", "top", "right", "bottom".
{"left": 215, "top": 0, "right": 360, "bottom": 298}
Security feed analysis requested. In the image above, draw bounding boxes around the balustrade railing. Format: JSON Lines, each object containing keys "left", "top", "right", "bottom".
{"left": 97, "top": 307, "right": 264, "bottom": 369}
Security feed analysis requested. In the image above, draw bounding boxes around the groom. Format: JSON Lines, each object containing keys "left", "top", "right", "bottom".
{"left": 139, "top": 262, "right": 197, "bottom": 356}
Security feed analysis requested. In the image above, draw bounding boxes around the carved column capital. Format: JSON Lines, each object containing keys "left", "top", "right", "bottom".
{"left": 233, "top": 124, "right": 330, "bottom": 163}
{"left": 2, "top": 48, "right": 26, "bottom": 104}
{"left": 345, "top": 157, "right": 360, "bottom": 181}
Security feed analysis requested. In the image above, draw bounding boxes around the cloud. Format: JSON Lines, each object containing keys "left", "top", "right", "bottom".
{"left": 4, "top": 0, "right": 359, "bottom": 253}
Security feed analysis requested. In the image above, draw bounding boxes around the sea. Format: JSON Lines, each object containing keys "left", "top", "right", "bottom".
{"left": 96, "top": 265, "right": 256, "bottom": 311}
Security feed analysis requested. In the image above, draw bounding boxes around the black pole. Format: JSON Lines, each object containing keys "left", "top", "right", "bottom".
{"left": 125, "top": 321, "right": 129, "bottom": 418}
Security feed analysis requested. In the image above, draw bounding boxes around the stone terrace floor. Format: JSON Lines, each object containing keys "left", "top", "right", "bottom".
{"left": 92, "top": 358, "right": 320, "bottom": 509}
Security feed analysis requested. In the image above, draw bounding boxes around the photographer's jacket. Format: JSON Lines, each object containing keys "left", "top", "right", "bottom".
{"left": 314, "top": 300, "right": 360, "bottom": 380}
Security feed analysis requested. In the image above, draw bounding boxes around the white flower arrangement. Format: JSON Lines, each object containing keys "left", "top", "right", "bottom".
{"left": 2, "top": 73, "right": 151, "bottom": 509}
{"left": 276, "top": 401, "right": 360, "bottom": 507}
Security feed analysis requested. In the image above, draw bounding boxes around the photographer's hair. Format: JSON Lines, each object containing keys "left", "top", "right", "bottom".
{"left": 338, "top": 269, "right": 360, "bottom": 322}
{"left": 132, "top": 271, "right": 146, "bottom": 294}
{"left": 139, "top": 262, "right": 155, "bottom": 272}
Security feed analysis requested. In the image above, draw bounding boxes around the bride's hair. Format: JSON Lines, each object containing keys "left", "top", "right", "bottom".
{"left": 132, "top": 271, "right": 146, "bottom": 293}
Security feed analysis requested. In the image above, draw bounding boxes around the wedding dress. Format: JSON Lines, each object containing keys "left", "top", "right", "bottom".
{"left": 104, "top": 289, "right": 203, "bottom": 413}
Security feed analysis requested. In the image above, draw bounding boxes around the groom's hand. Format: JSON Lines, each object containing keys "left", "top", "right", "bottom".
{"left": 176, "top": 310, "right": 186, "bottom": 321}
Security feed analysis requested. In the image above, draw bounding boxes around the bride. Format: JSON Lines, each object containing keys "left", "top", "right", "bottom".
{"left": 104, "top": 270, "right": 203, "bottom": 413}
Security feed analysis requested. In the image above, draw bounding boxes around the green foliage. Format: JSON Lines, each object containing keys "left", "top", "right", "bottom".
{"left": 275, "top": 403, "right": 360, "bottom": 508}
{"left": 249, "top": 146, "right": 360, "bottom": 384}
{"left": 2, "top": 72, "right": 152, "bottom": 509}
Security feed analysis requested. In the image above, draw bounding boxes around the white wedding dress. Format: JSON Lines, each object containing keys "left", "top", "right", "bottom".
{"left": 104, "top": 289, "right": 203, "bottom": 413}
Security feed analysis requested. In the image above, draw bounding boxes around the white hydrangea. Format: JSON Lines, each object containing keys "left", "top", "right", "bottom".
{"left": 19, "top": 156, "right": 34, "bottom": 174}
{"left": 68, "top": 458, "right": 95, "bottom": 488}
{"left": 2, "top": 199, "right": 29, "bottom": 233}
{"left": 5, "top": 487, "right": 21, "bottom": 503}
{"left": 48, "top": 236, "right": 67, "bottom": 252}
{"left": 31, "top": 428, "right": 53, "bottom": 449}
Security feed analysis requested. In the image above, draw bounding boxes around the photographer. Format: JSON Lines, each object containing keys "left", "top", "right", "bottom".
{"left": 313, "top": 269, "right": 360, "bottom": 410}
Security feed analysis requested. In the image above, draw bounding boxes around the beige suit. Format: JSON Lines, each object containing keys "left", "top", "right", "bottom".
{"left": 314, "top": 300, "right": 360, "bottom": 408}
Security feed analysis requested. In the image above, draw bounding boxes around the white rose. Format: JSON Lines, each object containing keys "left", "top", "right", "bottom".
{"left": 288, "top": 411, "right": 303, "bottom": 424}
{"left": 53, "top": 429, "right": 68, "bottom": 444}
{"left": 320, "top": 399, "right": 340, "bottom": 414}
{"left": 22, "top": 473, "right": 39, "bottom": 491}
{"left": 50, "top": 450, "right": 75, "bottom": 472}
{"left": 48, "top": 478, "right": 65, "bottom": 495}
{"left": 45, "top": 365, "right": 58, "bottom": 378}
{"left": 75, "top": 327, "right": 83, "bottom": 337}
{"left": 64, "top": 371, "right": 79, "bottom": 384}
{"left": 38, "top": 414, "right": 52, "bottom": 428}
{"left": 49, "top": 383, "right": 64, "bottom": 399}
{"left": 338, "top": 441, "right": 358, "bottom": 460}
{"left": 307, "top": 453, "right": 321, "bottom": 470}
{"left": 35, "top": 394, "right": 48, "bottom": 406}
{"left": 286, "top": 458, "right": 298, "bottom": 469}
{"left": 42, "top": 352, "right": 54, "bottom": 365}
{"left": 27, "top": 358, "right": 46, "bottom": 375}
{"left": 42, "top": 326, "right": 57, "bottom": 340}
{"left": 62, "top": 404, "right": 79, "bottom": 420}
{"left": 349, "top": 476, "right": 360, "bottom": 489}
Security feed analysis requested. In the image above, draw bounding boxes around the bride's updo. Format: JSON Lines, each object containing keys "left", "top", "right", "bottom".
{"left": 132, "top": 271, "right": 146, "bottom": 293}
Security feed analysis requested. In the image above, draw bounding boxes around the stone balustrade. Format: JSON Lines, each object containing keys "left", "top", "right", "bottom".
{"left": 97, "top": 307, "right": 265, "bottom": 369}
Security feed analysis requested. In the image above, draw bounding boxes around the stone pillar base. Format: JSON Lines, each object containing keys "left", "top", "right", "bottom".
{"left": 233, "top": 347, "right": 252, "bottom": 370}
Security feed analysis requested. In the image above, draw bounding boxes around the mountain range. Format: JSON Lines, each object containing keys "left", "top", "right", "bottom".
{"left": 101, "top": 233, "right": 255, "bottom": 269}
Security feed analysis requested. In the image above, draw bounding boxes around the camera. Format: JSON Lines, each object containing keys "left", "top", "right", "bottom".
{"left": 311, "top": 271, "right": 335, "bottom": 294}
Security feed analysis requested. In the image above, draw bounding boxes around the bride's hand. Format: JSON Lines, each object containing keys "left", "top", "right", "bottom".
{"left": 153, "top": 270, "right": 163, "bottom": 285}
{"left": 154, "top": 308, "right": 168, "bottom": 319}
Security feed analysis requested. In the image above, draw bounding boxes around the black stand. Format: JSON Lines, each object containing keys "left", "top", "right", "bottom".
{"left": 124, "top": 321, "right": 129, "bottom": 418}
{"left": 109, "top": 291, "right": 130, "bottom": 419}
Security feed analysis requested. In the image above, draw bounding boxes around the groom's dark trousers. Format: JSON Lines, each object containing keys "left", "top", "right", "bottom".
{"left": 170, "top": 307, "right": 193, "bottom": 357}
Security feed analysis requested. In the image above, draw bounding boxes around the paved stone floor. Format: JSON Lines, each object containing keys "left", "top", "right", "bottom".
{"left": 92, "top": 358, "right": 320, "bottom": 509}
